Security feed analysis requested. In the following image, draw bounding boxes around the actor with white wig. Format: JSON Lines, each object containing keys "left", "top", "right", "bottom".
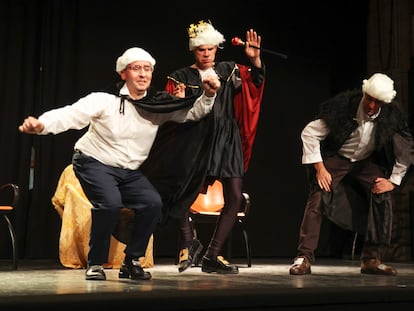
{"left": 18, "top": 46, "right": 221, "bottom": 281}
{"left": 289, "top": 73, "right": 414, "bottom": 276}
{"left": 156, "top": 20, "right": 265, "bottom": 274}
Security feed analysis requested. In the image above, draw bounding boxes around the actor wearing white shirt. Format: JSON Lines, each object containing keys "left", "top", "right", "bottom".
{"left": 290, "top": 73, "right": 414, "bottom": 276}
{"left": 19, "top": 47, "right": 220, "bottom": 281}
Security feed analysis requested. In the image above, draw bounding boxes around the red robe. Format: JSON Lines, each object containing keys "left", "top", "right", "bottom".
{"left": 234, "top": 64, "right": 264, "bottom": 171}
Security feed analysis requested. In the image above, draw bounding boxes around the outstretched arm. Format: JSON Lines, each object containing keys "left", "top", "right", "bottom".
{"left": 19, "top": 116, "right": 44, "bottom": 134}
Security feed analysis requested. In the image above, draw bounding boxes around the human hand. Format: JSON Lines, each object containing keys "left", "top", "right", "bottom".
{"left": 372, "top": 177, "right": 395, "bottom": 194}
{"left": 172, "top": 83, "right": 185, "bottom": 98}
{"left": 202, "top": 75, "right": 221, "bottom": 97}
{"left": 314, "top": 162, "right": 332, "bottom": 192}
{"left": 19, "top": 116, "right": 44, "bottom": 134}
{"left": 245, "top": 29, "right": 262, "bottom": 67}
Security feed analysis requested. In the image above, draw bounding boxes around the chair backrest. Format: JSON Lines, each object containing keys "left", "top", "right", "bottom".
{"left": 190, "top": 180, "right": 224, "bottom": 214}
{"left": 189, "top": 180, "right": 250, "bottom": 216}
{"left": 0, "top": 183, "right": 19, "bottom": 212}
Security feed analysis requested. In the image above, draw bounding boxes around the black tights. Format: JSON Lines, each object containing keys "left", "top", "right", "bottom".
{"left": 179, "top": 177, "right": 243, "bottom": 259}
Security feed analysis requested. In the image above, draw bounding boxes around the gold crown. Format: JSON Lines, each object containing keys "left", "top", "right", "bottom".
{"left": 187, "top": 20, "right": 211, "bottom": 39}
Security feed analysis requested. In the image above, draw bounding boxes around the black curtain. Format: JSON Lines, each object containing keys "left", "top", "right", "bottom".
{"left": 0, "top": 0, "right": 369, "bottom": 260}
{"left": 0, "top": 0, "right": 86, "bottom": 258}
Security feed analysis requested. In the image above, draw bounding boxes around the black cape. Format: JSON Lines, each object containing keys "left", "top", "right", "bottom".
{"left": 316, "top": 89, "right": 414, "bottom": 244}
{"left": 103, "top": 81, "right": 203, "bottom": 113}
{"left": 102, "top": 82, "right": 210, "bottom": 242}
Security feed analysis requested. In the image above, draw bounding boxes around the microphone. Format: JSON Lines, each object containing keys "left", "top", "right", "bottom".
{"left": 232, "top": 37, "right": 259, "bottom": 49}
{"left": 231, "top": 37, "right": 288, "bottom": 59}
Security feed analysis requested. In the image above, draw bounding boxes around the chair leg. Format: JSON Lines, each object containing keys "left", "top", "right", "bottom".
{"left": 239, "top": 219, "right": 251, "bottom": 267}
{"left": 351, "top": 232, "right": 358, "bottom": 261}
{"left": 242, "top": 228, "right": 251, "bottom": 267}
{"left": 3, "top": 215, "right": 17, "bottom": 270}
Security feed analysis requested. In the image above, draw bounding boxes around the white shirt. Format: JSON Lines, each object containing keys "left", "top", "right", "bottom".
{"left": 301, "top": 101, "right": 407, "bottom": 185}
{"left": 197, "top": 66, "right": 241, "bottom": 88}
{"left": 38, "top": 85, "right": 215, "bottom": 170}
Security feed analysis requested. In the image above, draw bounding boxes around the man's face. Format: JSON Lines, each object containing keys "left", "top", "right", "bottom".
{"left": 192, "top": 45, "right": 217, "bottom": 70}
{"left": 120, "top": 61, "right": 153, "bottom": 99}
{"left": 362, "top": 94, "right": 385, "bottom": 116}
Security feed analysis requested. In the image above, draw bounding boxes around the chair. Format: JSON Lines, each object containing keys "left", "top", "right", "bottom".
{"left": 0, "top": 183, "right": 20, "bottom": 270}
{"left": 187, "top": 180, "right": 252, "bottom": 267}
{"left": 51, "top": 164, "right": 154, "bottom": 269}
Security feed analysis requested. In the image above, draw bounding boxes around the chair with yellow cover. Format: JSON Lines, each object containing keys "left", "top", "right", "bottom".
{"left": 0, "top": 183, "right": 20, "bottom": 270}
{"left": 51, "top": 164, "right": 153, "bottom": 269}
{"left": 188, "top": 180, "right": 252, "bottom": 267}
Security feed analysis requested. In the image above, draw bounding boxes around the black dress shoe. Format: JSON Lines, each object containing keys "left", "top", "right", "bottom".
{"left": 178, "top": 239, "right": 204, "bottom": 273}
{"left": 201, "top": 255, "right": 239, "bottom": 274}
{"left": 119, "top": 260, "right": 152, "bottom": 280}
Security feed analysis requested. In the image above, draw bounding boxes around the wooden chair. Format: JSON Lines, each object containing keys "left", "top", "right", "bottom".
{"left": 0, "top": 183, "right": 20, "bottom": 270}
{"left": 188, "top": 180, "right": 252, "bottom": 267}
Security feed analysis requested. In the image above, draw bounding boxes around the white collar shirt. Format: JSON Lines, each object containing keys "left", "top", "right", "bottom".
{"left": 301, "top": 100, "right": 407, "bottom": 185}
{"left": 38, "top": 84, "right": 215, "bottom": 170}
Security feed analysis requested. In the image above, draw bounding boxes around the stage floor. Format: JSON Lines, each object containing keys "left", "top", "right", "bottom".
{"left": 1, "top": 257, "right": 414, "bottom": 310}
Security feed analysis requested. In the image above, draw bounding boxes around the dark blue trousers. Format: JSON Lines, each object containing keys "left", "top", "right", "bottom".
{"left": 72, "top": 151, "right": 162, "bottom": 265}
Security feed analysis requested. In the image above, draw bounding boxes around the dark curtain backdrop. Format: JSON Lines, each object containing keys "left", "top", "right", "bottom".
{"left": 0, "top": 0, "right": 368, "bottom": 260}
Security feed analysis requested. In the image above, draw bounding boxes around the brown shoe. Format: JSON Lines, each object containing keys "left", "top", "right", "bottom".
{"left": 289, "top": 256, "right": 311, "bottom": 275}
{"left": 360, "top": 258, "right": 397, "bottom": 276}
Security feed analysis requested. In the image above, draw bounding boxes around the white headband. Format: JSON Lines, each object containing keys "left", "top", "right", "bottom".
{"left": 115, "top": 47, "right": 156, "bottom": 75}
{"left": 362, "top": 73, "right": 396, "bottom": 103}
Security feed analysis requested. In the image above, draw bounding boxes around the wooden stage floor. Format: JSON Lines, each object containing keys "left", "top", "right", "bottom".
{"left": 1, "top": 257, "right": 414, "bottom": 310}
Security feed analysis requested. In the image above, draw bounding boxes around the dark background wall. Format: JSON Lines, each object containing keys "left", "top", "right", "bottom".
{"left": 0, "top": 0, "right": 372, "bottom": 261}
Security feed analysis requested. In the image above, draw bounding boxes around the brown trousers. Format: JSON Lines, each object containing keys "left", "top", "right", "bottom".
{"left": 297, "top": 154, "right": 392, "bottom": 262}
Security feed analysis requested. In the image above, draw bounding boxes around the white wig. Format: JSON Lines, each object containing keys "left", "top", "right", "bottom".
{"left": 362, "top": 73, "right": 396, "bottom": 103}
{"left": 115, "top": 47, "right": 156, "bottom": 75}
{"left": 188, "top": 20, "right": 225, "bottom": 51}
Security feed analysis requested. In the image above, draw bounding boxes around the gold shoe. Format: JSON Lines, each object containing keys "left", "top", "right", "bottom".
{"left": 201, "top": 255, "right": 239, "bottom": 274}
{"left": 178, "top": 239, "right": 203, "bottom": 273}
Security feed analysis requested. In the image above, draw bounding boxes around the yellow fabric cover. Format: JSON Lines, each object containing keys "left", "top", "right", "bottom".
{"left": 51, "top": 164, "right": 154, "bottom": 269}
